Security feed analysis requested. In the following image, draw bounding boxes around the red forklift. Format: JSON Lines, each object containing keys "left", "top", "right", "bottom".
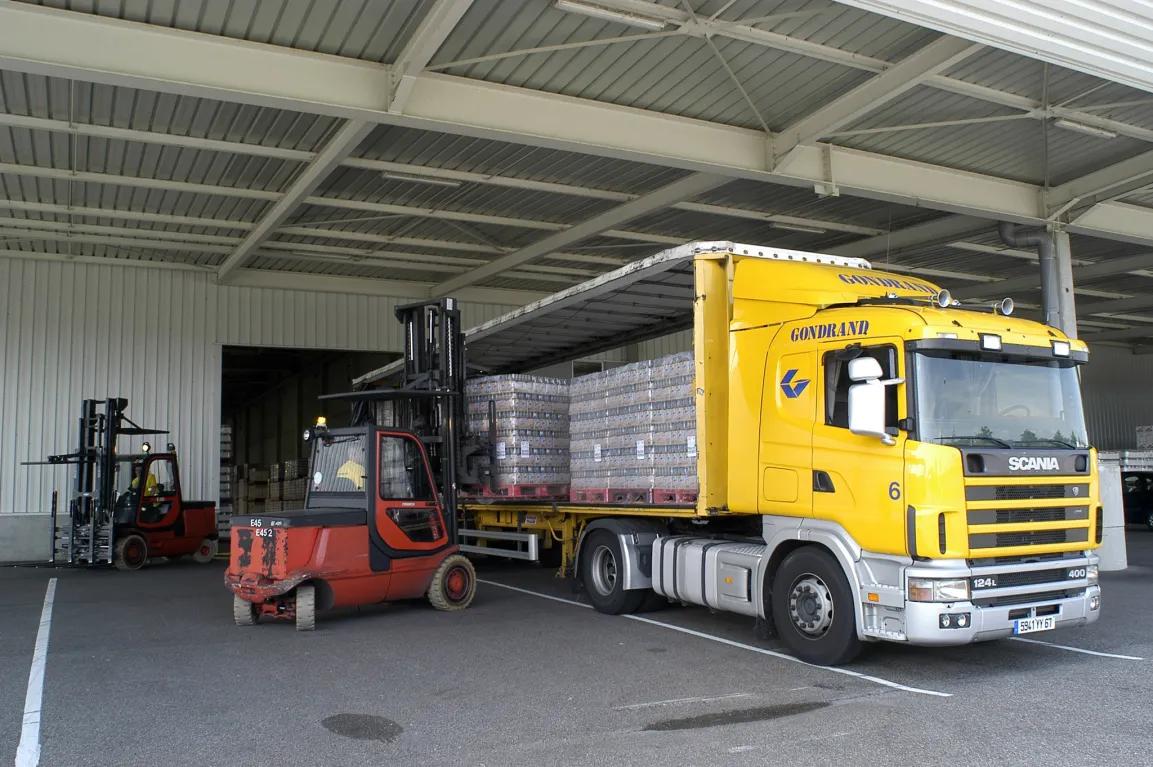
{"left": 28, "top": 398, "right": 218, "bottom": 570}
{"left": 226, "top": 300, "right": 478, "bottom": 630}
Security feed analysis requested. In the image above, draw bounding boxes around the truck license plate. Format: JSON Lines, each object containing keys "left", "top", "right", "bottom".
{"left": 1013, "top": 616, "right": 1056, "bottom": 635}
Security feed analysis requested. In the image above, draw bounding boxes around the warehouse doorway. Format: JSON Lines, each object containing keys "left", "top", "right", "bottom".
{"left": 219, "top": 346, "right": 397, "bottom": 521}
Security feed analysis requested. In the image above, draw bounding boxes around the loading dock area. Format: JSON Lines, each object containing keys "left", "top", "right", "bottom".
{"left": 3, "top": 532, "right": 1151, "bottom": 766}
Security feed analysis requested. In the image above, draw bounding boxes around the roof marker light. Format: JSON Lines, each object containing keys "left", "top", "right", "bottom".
{"left": 1053, "top": 340, "right": 1071, "bottom": 357}
{"left": 980, "top": 334, "right": 1002, "bottom": 351}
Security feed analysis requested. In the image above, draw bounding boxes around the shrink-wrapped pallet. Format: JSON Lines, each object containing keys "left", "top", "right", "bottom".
{"left": 569, "top": 353, "right": 697, "bottom": 503}
{"left": 465, "top": 375, "right": 571, "bottom": 496}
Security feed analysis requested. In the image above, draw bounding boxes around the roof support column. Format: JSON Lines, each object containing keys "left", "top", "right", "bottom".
{"left": 1053, "top": 226, "right": 1078, "bottom": 339}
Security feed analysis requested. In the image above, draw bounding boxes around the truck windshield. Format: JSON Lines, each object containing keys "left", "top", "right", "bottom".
{"left": 914, "top": 352, "right": 1088, "bottom": 449}
{"left": 310, "top": 435, "right": 367, "bottom": 493}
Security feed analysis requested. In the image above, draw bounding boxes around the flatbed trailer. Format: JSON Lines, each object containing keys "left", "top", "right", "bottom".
{"left": 359, "top": 240, "right": 1103, "bottom": 664}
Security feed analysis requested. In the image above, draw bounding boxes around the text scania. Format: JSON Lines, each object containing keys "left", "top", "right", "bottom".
{"left": 838, "top": 273, "right": 938, "bottom": 294}
{"left": 1008, "top": 456, "right": 1061, "bottom": 471}
{"left": 790, "top": 320, "right": 870, "bottom": 342}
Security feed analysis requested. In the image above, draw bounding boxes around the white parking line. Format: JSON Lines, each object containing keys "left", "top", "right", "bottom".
{"left": 15, "top": 578, "right": 57, "bottom": 767}
{"left": 479, "top": 579, "right": 952, "bottom": 698}
{"left": 1010, "top": 636, "right": 1145, "bottom": 660}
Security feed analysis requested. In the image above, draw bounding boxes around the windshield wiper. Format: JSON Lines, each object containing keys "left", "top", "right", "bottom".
{"left": 1015, "top": 437, "right": 1079, "bottom": 449}
{"left": 935, "top": 435, "right": 1013, "bottom": 448}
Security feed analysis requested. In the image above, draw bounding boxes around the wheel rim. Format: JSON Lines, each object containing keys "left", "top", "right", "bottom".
{"left": 199, "top": 544, "right": 211, "bottom": 557}
{"left": 788, "top": 573, "right": 834, "bottom": 638}
{"left": 125, "top": 538, "right": 146, "bottom": 566}
{"left": 444, "top": 565, "right": 471, "bottom": 602}
{"left": 590, "top": 545, "right": 618, "bottom": 596}
{"left": 1147, "top": 512, "right": 1153, "bottom": 529}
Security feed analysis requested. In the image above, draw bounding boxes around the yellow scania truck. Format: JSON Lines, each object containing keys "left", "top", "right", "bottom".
{"left": 359, "top": 241, "right": 1102, "bottom": 665}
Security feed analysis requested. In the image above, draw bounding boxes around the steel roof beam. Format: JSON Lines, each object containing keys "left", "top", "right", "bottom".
{"left": 774, "top": 36, "right": 984, "bottom": 161}
{"left": 0, "top": 199, "right": 257, "bottom": 230}
{"left": 828, "top": 215, "right": 989, "bottom": 258}
{"left": 432, "top": 173, "right": 727, "bottom": 295}
{"left": 216, "top": 0, "right": 474, "bottom": 282}
{"left": 953, "top": 249, "right": 1153, "bottom": 301}
{"left": 5, "top": 4, "right": 1153, "bottom": 248}
{"left": 1047, "top": 149, "right": 1153, "bottom": 220}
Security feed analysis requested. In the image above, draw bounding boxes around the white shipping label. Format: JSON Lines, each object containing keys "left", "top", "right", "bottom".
{"left": 496, "top": 442, "right": 507, "bottom": 460}
{"left": 594, "top": 444, "right": 602, "bottom": 462}
{"left": 520, "top": 441, "right": 530, "bottom": 458}
{"left": 636, "top": 440, "right": 646, "bottom": 459}
{"left": 687, "top": 435, "right": 697, "bottom": 458}
{"left": 524, "top": 514, "right": 538, "bottom": 525}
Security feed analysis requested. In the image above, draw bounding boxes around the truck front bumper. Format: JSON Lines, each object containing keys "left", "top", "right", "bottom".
{"left": 902, "top": 585, "right": 1101, "bottom": 646}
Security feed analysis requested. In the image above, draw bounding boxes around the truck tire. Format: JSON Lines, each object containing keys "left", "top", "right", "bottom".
{"left": 580, "top": 529, "right": 645, "bottom": 615}
{"left": 113, "top": 534, "right": 148, "bottom": 571}
{"left": 191, "top": 538, "right": 218, "bottom": 564}
{"left": 771, "top": 546, "right": 861, "bottom": 666}
{"left": 1146, "top": 511, "right": 1153, "bottom": 532}
{"left": 295, "top": 583, "right": 316, "bottom": 632}
{"left": 233, "top": 595, "right": 258, "bottom": 626}
{"left": 428, "top": 554, "right": 477, "bottom": 611}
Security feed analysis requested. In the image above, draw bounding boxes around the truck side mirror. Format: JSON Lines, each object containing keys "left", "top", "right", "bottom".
{"left": 847, "top": 357, "right": 903, "bottom": 446}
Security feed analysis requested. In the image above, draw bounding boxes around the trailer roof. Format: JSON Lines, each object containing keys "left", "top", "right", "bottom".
{"left": 354, "top": 241, "right": 870, "bottom": 382}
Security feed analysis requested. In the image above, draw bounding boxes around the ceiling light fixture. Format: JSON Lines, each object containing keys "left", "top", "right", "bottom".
{"left": 773, "top": 222, "right": 828, "bottom": 234}
{"left": 1053, "top": 118, "right": 1118, "bottom": 140}
{"left": 380, "top": 172, "right": 462, "bottom": 188}
{"left": 554, "top": 0, "right": 668, "bottom": 30}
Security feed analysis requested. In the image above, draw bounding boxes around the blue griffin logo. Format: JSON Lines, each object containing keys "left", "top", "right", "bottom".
{"left": 780, "top": 369, "right": 810, "bottom": 399}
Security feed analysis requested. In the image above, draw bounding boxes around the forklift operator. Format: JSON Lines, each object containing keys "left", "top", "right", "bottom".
{"left": 337, "top": 444, "right": 367, "bottom": 491}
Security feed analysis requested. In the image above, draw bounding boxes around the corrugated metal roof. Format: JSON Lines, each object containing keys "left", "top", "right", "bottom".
{"left": 15, "top": 0, "right": 429, "bottom": 63}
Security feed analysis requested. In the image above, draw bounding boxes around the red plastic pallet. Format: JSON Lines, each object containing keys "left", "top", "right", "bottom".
{"left": 473, "top": 483, "right": 569, "bottom": 499}
{"left": 571, "top": 488, "right": 699, "bottom": 504}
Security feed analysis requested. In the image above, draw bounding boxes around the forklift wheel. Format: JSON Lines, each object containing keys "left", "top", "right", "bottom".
{"left": 428, "top": 555, "right": 477, "bottom": 611}
{"left": 233, "top": 595, "right": 258, "bottom": 626}
{"left": 192, "top": 538, "right": 219, "bottom": 564}
{"left": 295, "top": 584, "right": 317, "bottom": 632}
{"left": 113, "top": 534, "right": 149, "bottom": 571}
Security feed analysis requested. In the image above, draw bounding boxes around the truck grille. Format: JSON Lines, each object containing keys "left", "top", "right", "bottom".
{"left": 970, "top": 529, "right": 1090, "bottom": 549}
{"left": 970, "top": 567, "right": 1071, "bottom": 590}
{"left": 967, "top": 506, "right": 1089, "bottom": 525}
{"left": 966, "top": 484, "right": 1089, "bottom": 501}
{"left": 973, "top": 588, "right": 1085, "bottom": 609}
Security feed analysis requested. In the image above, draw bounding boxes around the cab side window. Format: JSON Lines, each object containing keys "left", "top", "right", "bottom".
{"left": 824, "top": 346, "right": 899, "bottom": 430}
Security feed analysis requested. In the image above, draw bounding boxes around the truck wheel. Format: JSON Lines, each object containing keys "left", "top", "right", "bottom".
{"left": 113, "top": 534, "right": 148, "bottom": 571}
{"left": 771, "top": 546, "right": 861, "bottom": 666}
{"left": 1146, "top": 511, "right": 1153, "bottom": 532}
{"left": 295, "top": 584, "right": 316, "bottom": 631}
{"left": 581, "top": 530, "right": 645, "bottom": 615}
{"left": 192, "top": 538, "right": 218, "bottom": 564}
{"left": 428, "top": 554, "right": 477, "bottom": 611}
{"left": 233, "top": 595, "right": 258, "bottom": 626}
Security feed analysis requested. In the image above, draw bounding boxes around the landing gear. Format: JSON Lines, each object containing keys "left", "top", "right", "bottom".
{"left": 428, "top": 555, "right": 477, "bottom": 611}
{"left": 295, "top": 583, "right": 316, "bottom": 631}
{"left": 192, "top": 538, "right": 218, "bottom": 564}
{"left": 233, "top": 595, "right": 257, "bottom": 626}
{"left": 113, "top": 534, "right": 148, "bottom": 571}
{"left": 771, "top": 546, "right": 861, "bottom": 666}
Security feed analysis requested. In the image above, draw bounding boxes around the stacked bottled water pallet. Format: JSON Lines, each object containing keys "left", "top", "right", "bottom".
{"left": 465, "top": 374, "right": 571, "bottom": 498}
{"left": 570, "top": 353, "right": 697, "bottom": 504}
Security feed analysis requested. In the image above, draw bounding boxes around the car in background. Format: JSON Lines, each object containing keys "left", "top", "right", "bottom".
{"left": 1122, "top": 471, "right": 1153, "bottom": 530}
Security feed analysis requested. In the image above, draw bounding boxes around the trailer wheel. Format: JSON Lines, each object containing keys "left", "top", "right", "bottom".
{"left": 113, "top": 534, "right": 148, "bottom": 571}
{"left": 232, "top": 595, "right": 258, "bottom": 626}
{"left": 1145, "top": 511, "right": 1153, "bottom": 532}
{"left": 191, "top": 538, "right": 218, "bottom": 564}
{"left": 295, "top": 584, "right": 316, "bottom": 631}
{"left": 771, "top": 546, "right": 861, "bottom": 666}
{"left": 428, "top": 554, "right": 477, "bottom": 611}
{"left": 581, "top": 530, "right": 645, "bottom": 615}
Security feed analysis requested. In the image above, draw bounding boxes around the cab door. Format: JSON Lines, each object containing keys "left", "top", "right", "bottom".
{"left": 810, "top": 340, "right": 908, "bottom": 555}
{"left": 368, "top": 431, "right": 449, "bottom": 571}
{"left": 135, "top": 455, "right": 183, "bottom": 530}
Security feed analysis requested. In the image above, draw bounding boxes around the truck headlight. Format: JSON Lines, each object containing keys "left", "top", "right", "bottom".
{"left": 1086, "top": 564, "right": 1099, "bottom": 585}
{"left": 908, "top": 577, "right": 970, "bottom": 603}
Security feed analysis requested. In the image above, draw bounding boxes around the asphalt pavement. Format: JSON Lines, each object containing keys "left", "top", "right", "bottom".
{"left": 2, "top": 531, "right": 1152, "bottom": 766}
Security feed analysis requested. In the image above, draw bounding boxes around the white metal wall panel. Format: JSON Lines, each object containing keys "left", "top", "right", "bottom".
{"left": 835, "top": 1, "right": 1153, "bottom": 96}
{"left": 634, "top": 330, "right": 692, "bottom": 361}
{"left": 0, "top": 259, "right": 515, "bottom": 516}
